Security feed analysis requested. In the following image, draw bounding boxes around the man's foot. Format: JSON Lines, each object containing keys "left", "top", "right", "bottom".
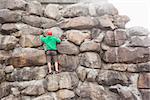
{"left": 49, "top": 71, "right": 53, "bottom": 74}
{"left": 55, "top": 70, "right": 61, "bottom": 74}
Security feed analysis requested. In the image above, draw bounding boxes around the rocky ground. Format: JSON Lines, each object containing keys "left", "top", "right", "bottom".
{"left": 0, "top": 0, "right": 150, "bottom": 100}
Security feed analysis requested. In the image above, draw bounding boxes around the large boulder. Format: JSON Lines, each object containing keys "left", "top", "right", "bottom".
{"left": 109, "top": 84, "right": 141, "bottom": 100}
{"left": 0, "top": 0, "right": 6, "bottom": 9}
{"left": 33, "top": 94, "right": 54, "bottom": 100}
{"left": 6, "top": 66, "right": 47, "bottom": 81}
{"left": 129, "top": 36, "right": 150, "bottom": 47}
{"left": 0, "top": 50, "right": 11, "bottom": 64}
{"left": 4, "top": 65, "right": 14, "bottom": 74}
{"left": 8, "top": 48, "right": 46, "bottom": 67}
{"left": 0, "top": 9, "right": 21, "bottom": 23}
{"left": 15, "top": 79, "right": 46, "bottom": 96}
{"left": 127, "top": 62, "right": 150, "bottom": 72}
{"left": 76, "top": 82, "right": 106, "bottom": 100}
{"left": 47, "top": 74, "right": 59, "bottom": 92}
{"left": 76, "top": 66, "right": 89, "bottom": 81}
{"left": 21, "top": 83, "right": 45, "bottom": 96}
{"left": 59, "top": 72, "right": 78, "bottom": 89}
{"left": 22, "top": 15, "right": 42, "bottom": 28}
{"left": 61, "top": 4, "right": 89, "bottom": 17}
{"left": 47, "top": 72, "right": 79, "bottom": 91}
{"left": 57, "top": 40, "right": 79, "bottom": 55}
{"left": 97, "top": 15, "right": 115, "bottom": 29}
{"left": 1, "top": 23, "right": 18, "bottom": 34}
{"left": 139, "top": 89, "right": 150, "bottom": 100}
{"left": 15, "top": 23, "right": 42, "bottom": 35}
{"left": 5, "top": 0, "right": 27, "bottom": 10}
{"left": 0, "top": 0, "right": 27, "bottom": 10}
{"left": 87, "top": 69, "right": 99, "bottom": 82}
{"left": 59, "top": 16, "right": 98, "bottom": 29}
{"left": 103, "top": 47, "right": 150, "bottom": 63}
{"left": 0, "top": 82, "right": 11, "bottom": 99}
{"left": 22, "top": 15, "right": 58, "bottom": 28}
{"left": 96, "top": 3, "right": 118, "bottom": 16}
{"left": 79, "top": 52, "right": 101, "bottom": 68}
{"left": 41, "top": 18, "right": 57, "bottom": 29}
{"left": 113, "top": 15, "right": 130, "bottom": 28}
{"left": 6, "top": 80, "right": 46, "bottom": 97}
{"left": 58, "top": 54, "right": 79, "bottom": 71}
{"left": 1, "top": 95, "right": 21, "bottom": 100}
{"left": 104, "top": 29, "right": 127, "bottom": 46}
{"left": 138, "top": 73, "right": 150, "bottom": 89}
{"left": 0, "top": 69, "right": 5, "bottom": 82}
{"left": 27, "top": 1, "right": 43, "bottom": 16}
{"left": 65, "top": 30, "right": 90, "bottom": 45}
{"left": 19, "top": 35, "right": 42, "bottom": 48}
{"left": 96, "top": 70, "right": 130, "bottom": 86}
{"left": 9, "top": 79, "right": 45, "bottom": 89}
{"left": 44, "top": 4, "right": 61, "bottom": 20}
{"left": 0, "top": 35, "right": 18, "bottom": 50}
{"left": 127, "top": 26, "right": 150, "bottom": 36}
{"left": 77, "top": 66, "right": 99, "bottom": 82}
{"left": 56, "top": 89, "right": 75, "bottom": 100}
{"left": 103, "top": 63, "right": 133, "bottom": 72}
{"left": 91, "top": 28, "right": 102, "bottom": 39}
{"left": 80, "top": 40, "right": 101, "bottom": 52}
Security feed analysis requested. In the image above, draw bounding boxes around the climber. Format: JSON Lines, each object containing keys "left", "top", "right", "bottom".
{"left": 40, "top": 31, "right": 61, "bottom": 74}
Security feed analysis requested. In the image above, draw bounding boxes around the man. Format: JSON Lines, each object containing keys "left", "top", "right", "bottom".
{"left": 40, "top": 31, "right": 61, "bottom": 74}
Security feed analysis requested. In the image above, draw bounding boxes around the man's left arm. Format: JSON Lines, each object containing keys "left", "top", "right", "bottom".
{"left": 55, "top": 37, "right": 61, "bottom": 43}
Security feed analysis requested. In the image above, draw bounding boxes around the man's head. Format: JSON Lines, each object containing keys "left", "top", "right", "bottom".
{"left": 47, "top": 31, "right": 52, "bottom": 36}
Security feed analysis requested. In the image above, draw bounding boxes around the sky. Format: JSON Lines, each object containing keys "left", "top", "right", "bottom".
{"left": 108, "top": 0, "right": 150, "bottom": 30}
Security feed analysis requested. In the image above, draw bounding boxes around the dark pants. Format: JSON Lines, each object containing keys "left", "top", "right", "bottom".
{"left": 46, "top": 50, "right": 58, "bottom": 63}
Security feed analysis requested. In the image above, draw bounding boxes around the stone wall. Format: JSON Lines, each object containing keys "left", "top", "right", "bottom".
{"left": 0, "top": 0, "right": 150, "bottom": 100}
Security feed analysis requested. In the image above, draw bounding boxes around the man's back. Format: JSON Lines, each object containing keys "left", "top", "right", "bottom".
{"left": 40, "top": 35, "right": 61, "bottom": 51}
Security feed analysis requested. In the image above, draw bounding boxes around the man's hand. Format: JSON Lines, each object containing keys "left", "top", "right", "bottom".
{"left": 37, "top": 31, "right": 44, "bottom": 35}
{"left": 37, "top": 32, "right": 42, "bottom": 35}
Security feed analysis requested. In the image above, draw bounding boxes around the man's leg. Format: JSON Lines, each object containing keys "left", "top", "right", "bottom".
{"left": 53, "top": 51, "right": 59, "bottom": 72}
{"left": 55, "top": 62, "right": 59, "bottom": 72}
{"left": 47, "top": 51, "right": 52, "bottom": 73}
{"left": 48, "top": 62, "right": 52, "bottom": 73}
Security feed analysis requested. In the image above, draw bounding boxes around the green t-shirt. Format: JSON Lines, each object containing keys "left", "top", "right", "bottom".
{"left": 40, "top": 35, "right": 61, "bottom": 51}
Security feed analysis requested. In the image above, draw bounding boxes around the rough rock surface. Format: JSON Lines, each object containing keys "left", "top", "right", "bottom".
{"left": 19, "top": 35, "right": 42, "bottom": 48}
{"left": 0, "top": 83, "right": 11, "bottom": 99}
{"left": 61, "top": 4, "right": 89, "bottom": 17}
{"left": 96, "top": 3, "right": 118, "bottom": 16}
{"left": 27, "top": 0, "right": 43, "bottom": 16}
{"left": 47, "top": 72, "right": 79, "bottom": 91}
{"left": 8, "top": 48, "right": 46, "bottom": 67}
{"left": 59, "top": 16, "right": 98, "bottom": 29}
{"left": 44, "top": 4, "right": 61, "bottom": 20}
{"left": 127, "top": 26, "right": 150, "bottom": 36}
{"left": 6, "top": 66, "right": 47, "bottom": 81}
{"left": 130, "top": 36, "right": 150, "bottom": 47}
{"left": 0, "top": 9, "right": 21, "bottom": 23}
{"left": 65, "top": 30, "right": 90, "bottom": 45}
{"left": 0, "top": 50, "right": 11, "bottom": 64}
{"left": 104, "top": 29, "right": 127, "bottom": 46}
{"left": 58, "top": 54, "right": 79, "bottom": 71}
{"left": 57, "top": 40, "right": 79, "bottom": 55}
{"left": 96, "top": 70, "right": 130, "bottom": 86}
{"left": 80, "top": 40, "right": 101, "bottom": 52}
{"left": 103, "top": 47, "right": 150, "bottom": 63}
{"left": 79, "top": 52, "right": 101, "bottom": 68}
{"left": 0, "top": 0, "right": 149, "bottom": 100}
{"left": 0, "top": 35, "right": 18, "bottom": 50}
